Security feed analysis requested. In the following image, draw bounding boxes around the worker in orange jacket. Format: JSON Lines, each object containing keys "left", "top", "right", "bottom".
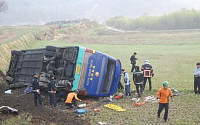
{"left": 65, "top": 90, "right": 82, "bottom": 108}
{"left": 156, "top": 81, "right": 174, "bottom": 122}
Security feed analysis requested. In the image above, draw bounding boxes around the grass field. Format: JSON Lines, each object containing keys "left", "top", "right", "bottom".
{"left": 1, "top": 24, "right": 200, "bottom": 124}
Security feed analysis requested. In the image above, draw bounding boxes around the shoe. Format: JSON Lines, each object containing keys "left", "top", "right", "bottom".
{"left": 163, "top": 119, "right": 167, "bottom": 122}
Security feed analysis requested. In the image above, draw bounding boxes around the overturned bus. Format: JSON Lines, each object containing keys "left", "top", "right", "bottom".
{"left": 6, "top": 46, "right": 121, "bottom": 97}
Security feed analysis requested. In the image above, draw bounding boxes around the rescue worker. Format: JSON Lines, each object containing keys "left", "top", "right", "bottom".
{"left": 32, "top": 73, "right": 42, "bottom": 106}
{"left": 133, "top": 66, "right": 143, "bottom": 97}
{"left": 48, "top": 74, "right": 57, "bottom": 107}
{"left": 156, "top": 81, "right": 174, "bottom": 122}
{"left": 65, "top": 90, "right": 82, "bottom": 109}
{"left": 141, "top": 60, "right": 154, "bottom": 91}
{"left": 121, "top": 69, "right": 131, "bottom": 96}
{"left": 130, "top": 52, "right": 137, "bottom": 72}
{"left": 194, "top": 62, "right": 200, "bottom": 94}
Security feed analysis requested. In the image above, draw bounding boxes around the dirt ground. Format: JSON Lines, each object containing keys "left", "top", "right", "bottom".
{"left": 0, "top": 84, "right": 93, "bottom": 125}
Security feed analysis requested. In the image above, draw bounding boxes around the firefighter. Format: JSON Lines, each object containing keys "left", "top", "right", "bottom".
{"left": 194, "top": 62, "right": 200, "bottom": 94}
{"left": 65, "top": 90, "right": 82, "bottom": 109}
{"left": 32, "top": 73, "right": 42, "bottom": 106}
{"left": 130, "top": 52, "right": 137, "bottom": 72}
{"left": 156, "top": 81, "right": 174, "bottom": 122}
{"left": 121, "top": 69, "right": 131, "bottom": 96}
{"left": 141, "top": 60, "right": 154, "bottom": 91}
{"left": 48, "top": 74, "right": 57, "bottom": 107}
{"left": 133, "top": 66, "right": 143, "bottom": 97}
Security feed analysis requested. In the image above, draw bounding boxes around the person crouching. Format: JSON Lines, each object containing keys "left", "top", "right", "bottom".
{"left": 65, "top": 90, "right": 82, "bottom": 109}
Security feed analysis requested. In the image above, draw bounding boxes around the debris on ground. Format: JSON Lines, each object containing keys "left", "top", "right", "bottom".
{"left": 4, "top": 90, "right": 12, "bottom": 94}
{"left": 0, "top": 106, "right": 18, "bottom": 115}
{"left": 0, "top": 84, "right": 90, "bottom": 125}
{"left": 104, "top": 104, "right": 125, "bottom": 111}
{"left": 91, "top": 108, "right": 101, "bottom": 116}
{"left": 144, "top": 96, "right": 157, "bottom": 103}
{"left": 76, "top": 109, "right": 87, "bottom": 116}
{"left": 132, "top": 98, "right": 140, "bottom": 103}
{"left": 98, "top": 121, "right": 107, "bottom": 125}
{"left": 114, "top": 93, "right": 124, "bottom": 99}
{"left": 24, "top": 87, "right": 33, "bottom": 94}
{"left": 171, "top": 88, "right": 180, "bottom": 96}
{"left": 134, "top": 102, "right": 147, "bottom": 107}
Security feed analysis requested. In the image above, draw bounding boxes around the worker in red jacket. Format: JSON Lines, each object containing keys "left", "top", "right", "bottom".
{"left": 156, "top": 81, "right": 174, "bottom": 122}
{"left": 141, "top": 60, "right": 154, "bottom": 91}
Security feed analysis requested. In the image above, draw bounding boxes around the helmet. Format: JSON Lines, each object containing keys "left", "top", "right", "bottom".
{"left": 163, "top": 81, "right": 168, "bottom": 87}
{"left": 144, "top": 60, "right": 149, "bottom": 64}
{"left": 133, "top": 52, "right": 137, "bottom": 55}
{"left": 33, "top": 73, "right": 38, "bottom": 77}
{"left": 74, "top": 89, "right": 79, "bottom": 93}
{"left": 49, "top": 73, "right": 55, "bottom": 78}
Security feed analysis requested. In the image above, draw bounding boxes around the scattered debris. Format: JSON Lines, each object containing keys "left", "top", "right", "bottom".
{"left": 0, "top": 106, "right": 18, "bottom": 115}
{"left": 132, "top": 98, "right": 140, "bottom": 103}
{"left": 98, "top": 121, "right": 107, "bottom": 125}
{"left": 144, "top": 96, "right": 157, "bottom": 103}
{"left": 24, "top": 87, "right": 33, "bottom": 94}
{"left": 171, "top": 88, "right": 180, "bottom": 96}
{"left": 78, "top": 103, "right": 86, "bottom": 108}
{"left": 134, "top": 102, "right": 146, "bottom": 107}
{"left": 76, "top": 109, "right": 87, "bottom": 115}
{"left": 91, "top": 108, "right": 101, "bottom": 116}
{"left": 4, "top": 89, "right": 12, "bottom": 94}
{"left": 114, "top": 93, "right": 124, "bottom": 99}
{"left": 104, "top": 104, "right": 125, "bottom": 111}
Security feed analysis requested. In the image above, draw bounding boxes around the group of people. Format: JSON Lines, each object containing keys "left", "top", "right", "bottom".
{"left": 32, "top": 73, "right": 81, "bottom": 108}
{"left": 121, "top": 52, "right": 154, "bottom": 97}
{"left": 121, "top": 52, "right": 175, "bottom": 122}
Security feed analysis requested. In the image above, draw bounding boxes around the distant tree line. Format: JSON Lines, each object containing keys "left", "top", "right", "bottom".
{"left": 105, "top": 9, "right": 200, "bottom": 30}
{"left": 0, "top": 0, "right": 7, "bottom": 13}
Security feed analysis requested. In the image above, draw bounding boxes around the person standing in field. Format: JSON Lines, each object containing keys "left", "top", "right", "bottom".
{"left": 130, "top": 52, "right": 137, "bottom": 72}
{"left": 48, "top": 74, "right": 57, "bottom": 107}
{"left": 194, "top": 62, "right": 200, "bottom": 94}
{"left": 156, "top": 81, "right": 174, "bottom": 122}
{"left": 133, "top": 66, "right": 144, "bottom": 97}
{"left": 121, "top": 69, "right": 131, "bottom": 96}
{"left": 32, "top": 73, "right": 42, "bottom": 106}
{"left": 141, "top": 60, "right": 154, "bottom": 91}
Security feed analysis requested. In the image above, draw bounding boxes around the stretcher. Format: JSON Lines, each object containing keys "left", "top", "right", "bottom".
{"left": 104, "top": 104, "right": 125, "bottom": 111}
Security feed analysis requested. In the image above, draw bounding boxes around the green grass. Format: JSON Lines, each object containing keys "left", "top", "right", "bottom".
{"left": 28, "top": 31, "right": 200, "bottom": 124}
{"left": 1, "top": 24, "right": 200, "bottom": 124}
{"left": 1, "top": 114, "right": 32, "bottom": 125}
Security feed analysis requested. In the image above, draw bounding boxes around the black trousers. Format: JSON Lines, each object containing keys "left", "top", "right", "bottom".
{"left": 49, "top": 93, "right": 57, "bottom": 107}
{"left": 34, "top": 93, "right": 42, "bottom": 106}
{"left": 143, "top": 77, "right": 152, "bottom": 91}
{"left": 135, "top": 84, "right": 143, "bottom": 96}
{"left": 65, "top": 98, "right": 77, "bottom": 108}
{"left": 131, "top": 63, "right": 136, "bottom": 72}
{"left": 194, "top": 77, "right": 200, "bottom": 94}
{"left": 118, "top": 81, "right": 124, "bottom": 90}
{"left": 157, "top": 103, "right": 169, "bottom": 121}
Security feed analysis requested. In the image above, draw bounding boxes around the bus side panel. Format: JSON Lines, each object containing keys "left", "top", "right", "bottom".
{"left": 83, "top": 54, "right": 106, "bottom": 96}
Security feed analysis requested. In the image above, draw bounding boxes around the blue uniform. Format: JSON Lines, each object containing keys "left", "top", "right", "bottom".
{"left": 48, "top": 78, "right": 57, "bottom": 107}
{"left": 32, "top": 77, "right": 42, "bottom": 106}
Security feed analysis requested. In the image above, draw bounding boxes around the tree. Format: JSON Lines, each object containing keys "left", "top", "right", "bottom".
{"left": 0, "top": 0, "right": 7, "bottom": 13}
